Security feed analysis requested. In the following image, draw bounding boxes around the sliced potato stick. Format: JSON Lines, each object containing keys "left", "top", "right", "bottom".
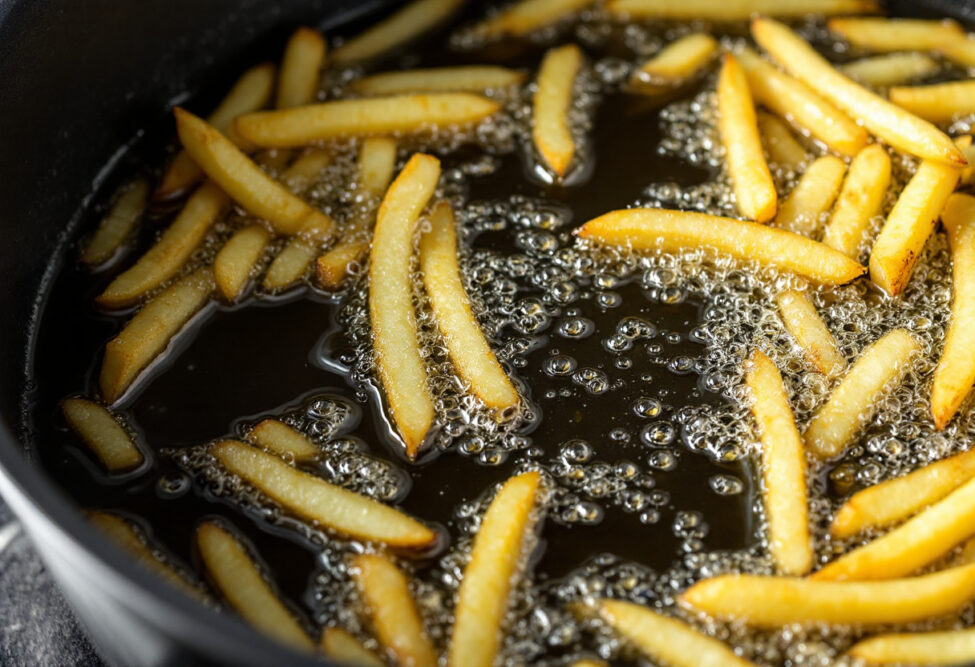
{"left": 352, "top": 66, "right": 524, "bottom": 95}
{"left": 447, "top": 471, "right": 541, "bottom": 667}
{"left": 679, "top": 564, "right": 975, "bottom": 627}
{"left": 317, "top": 241, "right": 371, "bottom": 289}
{"left": 211, "top": 440, "right": 436, "bottom": 548}
{"left": 939, "top": 37, "right": 975, "bottom": 69}
{"left": 773, "top": 155, "right": 845, "bottom": 236}
{"left": 830, "top": 448, "right": 975, "bottom": 539}
{"left": 868, "top": 156, "right": 961, "bottom": 295}
{"left": 474, "top": 0, "right": 594, "bottom": 38}
{"left": 320, "top": 628, "right": 384, "bottom": 667}
{"left": 277, "top": 27, "right": 326, "bottom": 109}
{"left": 757, "top": 111, "right": 807, "bottom": 171}
{"left": 100, "top": 267, "right": 214, "bottom": 403}
{"left": 352, "top": 554, "right": 438, "bottom": 667}
{"left": 752, "top": 18, "right": 965, "bottom": 165}
{"left": 214, "top": 224, "right": 270, "bottom": 301}
{"left": 81, "top": 179, "right": 150, "bottom": 266}
{"left": 575, "top": 209, "right": 866, "bottom": 285}
{"left": 607, "top": 0, "right": 878, "bottom": 20}
{"left": 717, "top": 54, "right": 777, "bottom": 223}
{"left": 890, "top": 80, "right": 975, "bottom": 124}
{"left": 828, "top": 17, "right": 964, "bottom": 53}
{"left": 196, "top": 521, "right": 314, "bottom": 651}
{"left": 821, "top": 144, "right": 891, "bottom": 258}
{"left": 62, "top": 398, "right": 143, "bottom": 472}
{"left": 804, "top": 329, "right": 919, "bottom": 460}
{"left": 847, "top": 628, "right": 975, "bottom": 665}
{"left": 628, "top": 33, "right": 719, "bottom": 94}
{"left": 247, "top": 419, "right": 319, "bottom": 463}
{"left": 840, "top": 52, "right": 939, "bottom": 87}
{"left": 957, "top": 135, "right": 975, "bottom": 187}
{"left": 356, "top": 137, "right": 400, "bottom": 197}
{"left": 533, "top": 44, "right": 583, "bottom": 179}
{"left": 333, "top": 0, "right": 463, "bottom": 63}
{"left": 370, "top": 154, "right": 440, "bottom": 458}
{"left": 280, "top": 148, "right": 332, "bottom": 193}
{"left": 775, "top": 290, "right": 846, "bottom": 376}
{"left": 262, "top": 231, "right": 323, "bottom": 290}
{"left": 421, "top": 202, "right": 519, "bottom": 411}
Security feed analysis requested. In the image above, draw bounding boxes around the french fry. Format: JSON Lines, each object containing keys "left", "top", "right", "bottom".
{"left": 235, "top": 94, "right": 501, "bottom": 149}
{"left": 757, "top": 111, "right": 807, "bottom": 171}
{"left": 594, "top": 599, "right": 756, "bottom": 667}
{"left": 773, "top": 156, "right": 846, "bottom": 237}
{"left": 175, "top": 108, "right": 335, "bottom": 237}
{"left": 352, "top": 66, "right": 525, "bottom": 95}
{"left": 447, "top": 471, "right": 541, "bottom": 667}
{"left": 847, "top": 628, "right": 975, "bottom": 665}
{"left": 96, "top": 181, "right": 227, "bottom": 308}
{"left": 939, "top": 37, "right": 975, "bottom": 70}
{"left": 369, "top": 154, "right": 440, "bottom": 458}
{"left": 679, "top": 563, "right": 975, "bottom": 627}
{"left": 100, "top": 267, "right": 214, "bottom": 403}
{"left": 752, "top": 18, "right": 965, "bottom": 165}
{"left": 420, "top": 202, "right": 519, "bottom": 411}
{"left": 156, "top": 64, "right": 275, "bottom": 200}
{"left": 211, "top": 440, "right": 436, "bottom": 548}
{"left": 196, "top": 521, "right": 314, "bottom": 652}
{"left": 247, "top": 419, "right": 319, "bottom": 463}
{"left": 804, "top": 329, "right": 919, "bottom": 460}
{"left": 351, "top": 554, "right": 438, "bottom": 667}
{"left": 775, "top": 290, "right": 846, "bottom": 376}
{"left": 868, "top": 156, "right": 961, "bottom": 295}
{"left": 214, "top": 224, "right": 270, "bottom": 301}
{"left": 575, "top": 209, "right": 866, "bottom": 285}
{"left": 320, "top": 628, "right": 384, "bottom": 667}
{"left": 81, "top": 179, "right": 150, "bottom": 266}
{"left": 821, "top": 144, "right": 891, "bottom": 258}
{"left": 830, "top": 448, "right": 975, "bottom": 539}
{"left": 828, "top": 17, "right": 964, "bottom": 53}
{"left": 533, "top": 44, "right": 583, "bottom": 180}
{"left": 717, "top": 54, "right": 777, "bottom": 223}
{"left": 62, "top": 398, "right": 144, "bottom": 472}
{"left": 606, "top": 0, "right": 878, "bottom": 20}
{"left": 280, "top": 148, "right": 332, "bottom": 194}
{"left": 628, "top": 33, "right": 719, "bottom": 95}
{"left": 473, "top": 0, "right": 595, "bottom": 38}
{"left": 737, "top": 49, "right": 867, "bottom": 158}
{"left": 956, "top": 135, "right": 975, "bottom": 187}
{"left": 277, "top": 27, "right": 326, "bottom": 110}
{"left": 840, "top": 53, "right": 939, "bottom": 87}
{"left": 890, "top": 81, "right": 975, "bottom": 124}
{"left": 332, "top": 0, "right": 463, "bottom": 63}
{"left": 317, "top": 241, "right": 370, "bottom": 289}
{"left": 746, "top": 350, "right": 813, "bottom": 576}
{"left": 570, "top": 660, "right": 607, "bottom": 667}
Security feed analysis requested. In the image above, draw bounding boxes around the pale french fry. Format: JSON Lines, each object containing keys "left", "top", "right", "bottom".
{"left": 320, "top": 628, "right": 384, "bottom": 667}
{"left": 156, "top": 64, "right": 275, "bottom": 200}
{"left": 62, "top": 398, "right": 144, "bottom": 472}
{"left": 280, "top": 148, "right": 332, "bottom": 194}
{"left": 956, "top": 135, "right": 975, "bottom": 187}
{"left": 352, "top": 66, "right": 525, "bottom": 95}
{"left": 804, "top": 329, "right": 919, "bottom": 460}
{"left": 235, "top": 94, "right": 501, "bottom": 149}
{"left": 211, "top": 440, "right": 436, "bottom": 548}
{"left": 263, "top": 225, "right": 328, "bottom": 290}
{"left": 100, "top": 267, "right": 214, "bottom": 403}
{"left": 474, "top": 0, "right": 595, "bottom": 38}
{"left": 718, "top": 54, "right": 777, "bottom": 223}
{"left": 775, "top": 290, "right": 846, "bottom": 376}
{"left": 351, "top": 554, "right": 438, "bottom": 667}
{"left": 317, "top": 241, "right": 370, "bottom": 289}
{"left": 214, "top": 224, "right": 270, "bottom": 301}
{"left": 746, "top": 350, "right": 813, "bottom": 576}
{"left": 607, "top": 0, "right": 878, "bottom": 20}
{"left": 752, "top": 18, "right": 965, "bottom": 165}
{"left": 830, "top": 448, "right": 975, "bottom": 539}
{"left": 247, "top": 419, "right": 318, "bottom": 463}
{"left": 355, "top": 138, "right": 400, "bottom": 197}
{"left": 847, "top": 628, "right": 975, "bottom": 665}
{"left": 737, "top": 49, "right": 867, "bottom": 158}
{"left": 532, "top": 44, "right": 583, "bottom": 180}
{"left": 333, "top": 0, "right": 463, "bottom": 63}
{"left": 196, "top": 521, "right": 314, "bottom": 652}
{"left": 447, "top": 471, "right": 541, "bottom": 667}
{"left": 628, "top": 33, "right": 719, "bottom": 94}
{"left": 81, "top": 179, "right": 150, "bottom": 266}
{"left": 369, "top": 154, "right": 440, "bottom": 459}
{"left": 679, "top": 564, "right": 975, "bottom": 627}
{"left": 821, "top": 144, "right": 891, "bottom": 258}
{"left": 868, "top": 156, "right": 961, "bottom": 295}
{"left": 96, "top": 181, "right": 227, "bottom": 308}
{"left": 575, "top": 209, "right": 866, "bottom": 285}
{"left": 890, "top": 81, "right": 975, "bottom": 124}
{"left": 840, "top": 53, "right": 939, "bottom": 88}
{"left": 773, "top": 156, "right": 846, "bottom": 237}
{"left": 828, "top": 17, "right": 964, "bottom": 53}
{"left": 277, "top": 27, "right": 326, "bottom": 109}
{"left": 421, "top": 202, "right": 519, "bottom": 411}
{"left": 594, "top": 599, "right": 756, "bottom": 667}
{"left": 757, "top": 111, "right": 807, "bottom": 171}
{"left": 931, "top": 193, "right": 975, "bottom": 430}
{"left": 939, "top": 37, "right": 975, "bottom": 69}
{"left": 175, "top": 108, "right": 335, "bottom": 237}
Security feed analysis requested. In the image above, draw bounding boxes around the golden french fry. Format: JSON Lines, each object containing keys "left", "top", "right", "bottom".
{"left": 575, "top": 209, "right": 866, "bottom": 285}
{"left": 737, "top": 49, "right": 867, "bottom": 158}
{"left": 847, "top": 628, "right": 975, "bottom": 665}
{"left": 447, "top": 471, "right": 541, "bottom": 667}
{"left": 533, "top": 44, "right": 583, "bottom": 180}
{"left": 351, "top": 554, "right": 438, "bottom": 667}
{"left": 840, "top": 52, "right": 939, "bottom": 87}
{"left": 263, "top": 231, "right": 324, "bottom": 290}
{"left": 830, "top": 448, "right": 975, "bottom": 539}
{"left": 718, "top": 54, "right": 777, "bottom": 223}
{"left": 196, "top": 521, "right": 314, "bottom": 652}
{"left": 607, "top": 0, "right": 878, "bottom": 19}
{"left": 421, "top": 202, "right": 519, "bottom": 411}
{"left": 277, "top": 27, "right": 326, "bottom": 109}
{"left": 352, "top": 66, "right": 525, "bottom": 95}
{"left": 62, "top": 398, "right": 144, "bottom": 472}
{"left": 211, "top": 440, "right": 436, "bottom": 548}
{"left": 775, "top": 290, "right": 846, "bottom": 376}
{"left": 100, "top": 267, "right": 214, "bottom": 403}
{"left": 247, "top": 419, "right": 318, "bottom": 463}
{"left": 752, "top": 18, "right": 965, "bottom": 165}
{"left": 370, "top": 154, "right": 440, "bottom": 459}
{"left": 773, "top": 155, "right": 846, "bottom": 237}
{"left": 214, "top": 224, "right": 270, "bottom": 301}
{"left": 680, "top": 564, "right": 975, "bottom": 627}
{"left": 317, "top": 241, "right": 371, "bottom": 289}
{"left": 81, "top": 179, "right": 150, "bottom": 266}
{"left": 868, "top": 156, "right": 961, "bottom": 295}
{"left": 932, "top": 193, "right": 975, "bottom": 429}
{"left": 156, "top": 64, "right": 275, "bottom": 200}
{"left": 829, "top": 17, "right": 964, "bottom": 53}
{"left": 320, "top": 628, "right": 384, "bottom": 667}
{"left": 333, "top": 0, "right": 463, "bottom": 63}
{"left": 804, "top": 329, "right": 919, "bottom": 460}
{"left": 280, "top": 148, "right": 332, "bottom": 194}
{"left": 890, "top": 80, "right": 975, "bottom": 124}
{"left": 956, "top": 135, "right": 975, "bottom": 187}
{"left": 939, "top": 37, "right": 975, "bottom": 69}
{"left": 821, "top": 144, "right": 891, "bottom": 258}
{"left": 355, "top": 138, "right": 399, "bottom": 197}
{"left": 96, "top": 181, "right": 227, "bottom": 308}
{"left": 474, "top": 0, "right": 595, "bottom": 38}
{"left": 757, "top": 111, "right": 807, "bottom": 171}
{"left": 628, "top": 33, "right": 719, "bottom": 94}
